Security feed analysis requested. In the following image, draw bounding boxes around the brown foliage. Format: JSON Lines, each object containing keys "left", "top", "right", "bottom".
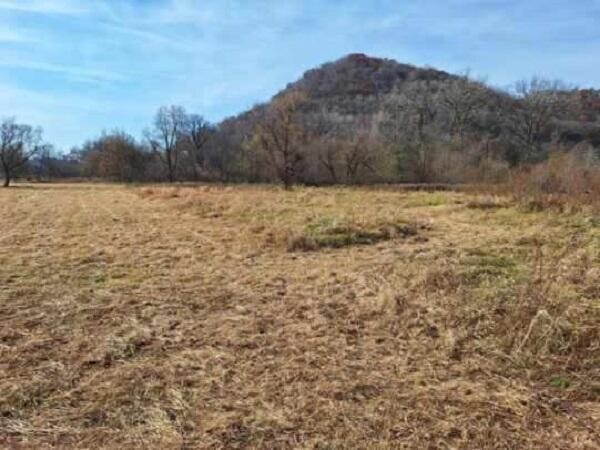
{"left": 250, "top": 91, "right": 311, "bottom": 189}
{"left": 509, "top": 149, "right": 600, "bottom": 212}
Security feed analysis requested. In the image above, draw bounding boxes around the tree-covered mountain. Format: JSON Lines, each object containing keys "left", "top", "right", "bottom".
{"left": 211, "top": 54, "right": 598, "bottom": 185}
{"left": 220, "top": 53, "right": 465, "bottom": 139}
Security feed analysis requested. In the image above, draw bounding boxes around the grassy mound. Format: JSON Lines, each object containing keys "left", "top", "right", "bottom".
{"left": 288, "top": 218, "right": 419, "bottom": 251}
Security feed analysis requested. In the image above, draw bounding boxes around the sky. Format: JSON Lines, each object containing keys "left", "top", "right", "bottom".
{"left": 1, "top": 0, "right": 600, "bottom": 151}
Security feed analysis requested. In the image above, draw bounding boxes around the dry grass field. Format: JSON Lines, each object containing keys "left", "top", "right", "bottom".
{"left": 1, "top": 183, "right": 599, "bottom": 449}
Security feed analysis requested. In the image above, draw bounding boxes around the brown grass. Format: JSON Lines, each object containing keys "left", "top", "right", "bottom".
{"left": 1, "top": 183, "right": 598, "bottom": 448}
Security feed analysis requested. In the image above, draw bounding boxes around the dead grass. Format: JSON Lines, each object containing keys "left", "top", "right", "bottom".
{"left": 0, "top": 182, "right": 598, "bottom": 448}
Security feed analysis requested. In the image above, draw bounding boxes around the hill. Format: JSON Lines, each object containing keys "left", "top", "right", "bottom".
{"left": 284, "top": 53, "right": 454, "bottom": 116}
{"left": 220, "top": 53, "right": 467, "bottom": 137}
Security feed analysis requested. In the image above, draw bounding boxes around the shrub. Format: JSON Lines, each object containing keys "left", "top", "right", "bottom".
{"left": 509, "top": 148, "right": 600, "bottom": 212}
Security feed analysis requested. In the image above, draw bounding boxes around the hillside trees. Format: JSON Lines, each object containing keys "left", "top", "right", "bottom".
{"left": 379, "top": 75, "right": 529, "bottom": 182}
{"left": 380, "top": 80, "right": 443, "bottom": 182}
{"left": 182, "top": 114, "right": 214, "bottom": 180}
{"left": 207, "top": 120, "right": 250, "bottom": 181}
{"left": 342, "top": 132, "right": 381, "bottom": 183}
{"left": 250, "top": 91, "right": 312, "bottom": 189}
{"left": 310, "top": 132, "right": 383, "bottom": 184}
{"left": 313, "top": 135, "right": 343, "bottom": 183}
{"left": 0, "top": 118, "right": 45, "bottom": 187}
{"left": 502, "top": 78, "right": 571, "bottom": 163}
{"left": 440, "top": 75, "right": 488, "bottom": 144}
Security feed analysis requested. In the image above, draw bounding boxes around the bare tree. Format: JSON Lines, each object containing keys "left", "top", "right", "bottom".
{"left": 147, "top": 106, "right": 188, "bottom": 182}
{"left": 206, "top": 120, "right": 249, "bottom": 181}
{"left": 251, "top": 91, "right": 310, "bottom": 189}
{"left": 183, "top": 114, "right": 213, "bottom": 180}
{"left": 380, "top": 80, "right": 442, "bottom": 182}
{"left": 0, "top": 118, "right": 44, "bottom": 187}
{"left": 440, "top": 75, "right": 486, "bottom": 144}
{"left": 309, "top": 112, "right": 342, "bottom": 183}
{"left": 343, "top": 133, "right": 378, "bottom": 183}
{"left": 504, "top": 77, "right": 570, "bottom": 162}
{"left": 315, "top": 137, "right": 343, "bottom": 183}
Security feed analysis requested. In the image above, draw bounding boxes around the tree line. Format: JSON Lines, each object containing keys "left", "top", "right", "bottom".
{"left": 2, "top": 76, "right": 599, "bottom": 187}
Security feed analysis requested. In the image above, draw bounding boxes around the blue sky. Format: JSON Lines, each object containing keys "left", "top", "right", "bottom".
{"left": 1, "top": 0, "right": 599, "bottom": 151}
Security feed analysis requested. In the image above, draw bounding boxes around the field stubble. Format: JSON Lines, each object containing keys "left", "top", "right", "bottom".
{"left": 0, "top": 183, "right": 598, "bottom": 448}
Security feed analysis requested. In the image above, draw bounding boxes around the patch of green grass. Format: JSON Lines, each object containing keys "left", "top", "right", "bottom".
{"left": 461, "top": 253, "right": 518, "bottom": 284}
{"left": 550, "top": 376, "right": 570, "bottom": 389}
{"left": 94, "top": 275, "right": 107, "bottom": 284}
{"left": 472, "top": 255, "right": 516, "bottom": 269}
{"left": 467, "top": 197, "right": 510, "bottom": 210}
{"left": 403, "top": 193, "right": 454, "bottom": 207}
{"left": 288, "top": 218, "right": 418, "bottom": 251}
{"left": 305, "top": 216, "right": 341, "bottom": 234}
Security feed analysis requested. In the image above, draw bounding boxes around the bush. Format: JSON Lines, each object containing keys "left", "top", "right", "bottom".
{"left": 508, "top": 148, "right": 600, "bottom": 212}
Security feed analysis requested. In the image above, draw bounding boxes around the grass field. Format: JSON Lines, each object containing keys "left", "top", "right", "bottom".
{"left": 1, "top": 183, "right": 598, "bottom": 449}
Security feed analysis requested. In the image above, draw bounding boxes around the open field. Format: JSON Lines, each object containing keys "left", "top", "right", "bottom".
{"left": 1, "top": 183, "right": 599, "bottom": 449}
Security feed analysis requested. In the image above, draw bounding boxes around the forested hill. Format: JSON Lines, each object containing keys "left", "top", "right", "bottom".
{"left": 284, "top": 53, "right": 454, "bottom": 111}
{"left": 215, "top": 53, "right": 599, "bottom": 184}
{"left": 220, "top": 53, "right": 469, "bottom": 136}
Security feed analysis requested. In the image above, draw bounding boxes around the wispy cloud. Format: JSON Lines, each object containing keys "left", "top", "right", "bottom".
{"left": 0, "top": 0, "right": 89, "bottom": 15}
{"left": 0, "top": 57, "right": 128, "bottom": 84}
{"left": 101, "top": 23, "right": 197, "bottom": 54}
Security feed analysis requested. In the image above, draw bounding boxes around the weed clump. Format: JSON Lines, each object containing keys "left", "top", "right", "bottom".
{"left": 466, "top": 195, "right": 510, "bottom": 210}
{"left": 287, "top": 219, "right": 418, "bottom": 251}
{"left": 510, "top": 150, "right": 600, "bottom": 213}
